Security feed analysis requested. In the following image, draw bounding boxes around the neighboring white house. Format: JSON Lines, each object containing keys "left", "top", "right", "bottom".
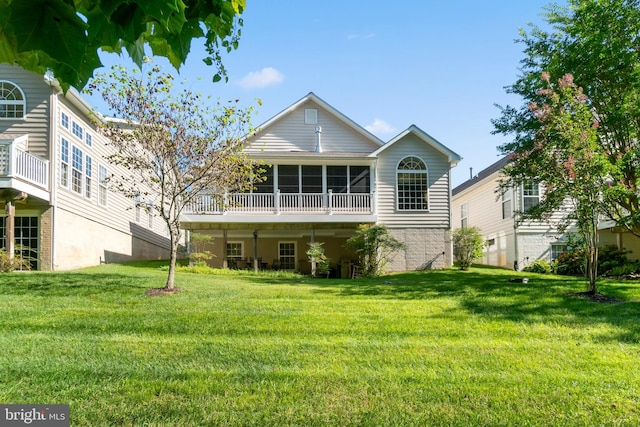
{"left": 181, "top": 92, "right": 462, "bottom": 276}
{"left": 451, "top": 156, "right": 640, "bottom": 270}
{"left": 0, "top": 63, "right": 171, "bottom": 270}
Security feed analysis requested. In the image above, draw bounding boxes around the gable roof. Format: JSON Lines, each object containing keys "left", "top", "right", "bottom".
{"left": 452, "top": 156, "right": 509, "bottom": 196}
{"left": 254, "top": 92, "right": 385, "bottom": 148}
{"left": 371, "top": 124, "right": 462, "bottom": 165}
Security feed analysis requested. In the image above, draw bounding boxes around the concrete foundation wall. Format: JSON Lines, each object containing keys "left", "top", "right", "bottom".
{"left": 387, "top": 228, "right": 450, "bottom": 272}
{"left": 53, "top": 208, "right": 170, "bottom": 270}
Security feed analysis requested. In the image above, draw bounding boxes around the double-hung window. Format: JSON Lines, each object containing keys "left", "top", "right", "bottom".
{"left": 522, "top": 182, "right": 540, "bottom": 212}
{"left": 502, "top": 188, "right": 513, "bottom": 219}
{"left": 60, "top": 138, "right": 70, "bottom": 188}
{"left": 98, "top": 164, "right": 108, "bottom": 207}
{"left": 397, "top": 156, "right": 429, "bottom": 210}
{"left": 85, "top": 155, "right": 92, "bottom": 199}
{"left": 279, "top": 242, "right": 296, "bottom": 270}
{"left": 461, "top": 203, "right": 468, "bottom": 228}
{"left": 71, "top": 146, "right": 83, "bottom": 194}
{"left": 226, "top": 242, "right": 243, "bottom": 261}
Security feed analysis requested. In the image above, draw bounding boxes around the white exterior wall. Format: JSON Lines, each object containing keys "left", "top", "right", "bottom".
{"left": 247, "top": 100, "right": 380, "bottom": 154}
{"left": 452, "top": 161, "right": 567, "bottom": 271}
{"left": 0, "top": 63, "right": 51, "bottom": 158}
{"left": 375, "top": 134, "right": 452, "bottom": 228}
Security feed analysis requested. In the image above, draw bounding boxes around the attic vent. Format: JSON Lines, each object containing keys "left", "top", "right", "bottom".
{"left": 305, "top": 108, "right": 318, "bottom": 124}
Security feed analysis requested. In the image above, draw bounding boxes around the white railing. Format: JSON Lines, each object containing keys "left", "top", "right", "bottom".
{"left": 0, "top": 142, "right": 49, "bottom": 189}
{"left": 184, "top": 190, "right": 375, "bottom": 215}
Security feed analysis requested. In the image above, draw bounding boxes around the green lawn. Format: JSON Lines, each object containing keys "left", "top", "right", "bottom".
{"left": 1, "top": 263, "right": 639, "bottom": 426}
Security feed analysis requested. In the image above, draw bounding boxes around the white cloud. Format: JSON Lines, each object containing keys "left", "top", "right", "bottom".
{"left": 365, "top": 118, "right": 396, "bottom": 136}
{"left": 237, "top": 67, "right": 284, "bottom": 89}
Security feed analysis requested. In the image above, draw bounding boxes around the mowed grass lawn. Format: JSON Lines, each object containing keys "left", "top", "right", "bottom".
{"left": 1, "top": 263, "right": 640, "bottom": 426}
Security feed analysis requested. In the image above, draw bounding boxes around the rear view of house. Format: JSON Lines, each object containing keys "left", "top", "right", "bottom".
{"left": 181, "top": 93, "right": 462, "bottom": 275}
{"left": 0, "top": 64, "right": 171, "bottom": 270}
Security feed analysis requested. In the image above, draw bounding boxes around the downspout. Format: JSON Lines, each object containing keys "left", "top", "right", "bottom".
{"left": 513, "top": 188, "right": 519, "bottom": 271}
{"left": 45, "top": 73, "right": 58, "bottom": 270}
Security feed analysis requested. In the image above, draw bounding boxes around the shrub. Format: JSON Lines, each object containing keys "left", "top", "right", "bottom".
{"left": 556, "top": 244, "right": 632, "bottom": 277}
{"left": 345, "top": 224, "right": 405, "bottom": 278}
{"left": 306, "top": 242, "right": 330, "bottom": 277}
{"left": 607, "top": 263, "right": 640, "bottom": 277}
{"left": 0, "top": 248, "right": 31, "bottom": 273}
{"left": 523, "top": 259, "right": 553, "bottom": 274}
{"left": 451, "top": 227, "right": 485, "bottom": 271}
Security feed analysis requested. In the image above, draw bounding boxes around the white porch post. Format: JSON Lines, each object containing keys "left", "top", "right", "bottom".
{"left": 5, "top": 201, "right": 15, "bottom": 261}
{"left": 328, "top": 189, "right": 333, "bottom": 215}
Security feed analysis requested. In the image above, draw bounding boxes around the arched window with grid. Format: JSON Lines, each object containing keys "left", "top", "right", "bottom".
{"left": 396, "top": 156, "right": 429, "bottom": 211}
{"left": 0, "top": 81, "right": 26, "bottom": 119}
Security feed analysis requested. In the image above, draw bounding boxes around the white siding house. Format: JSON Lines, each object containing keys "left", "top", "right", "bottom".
{"left": 181, "top": 93, "right": 462, "bottom": 275}
{"left": 0, "top": 63, "right": 171, "bottom": 270}
{"left": 451, "top": 156, "right": 640, "bottom": 270}
{"left": 1, "top": 66, "right": 462, "bottom": 274}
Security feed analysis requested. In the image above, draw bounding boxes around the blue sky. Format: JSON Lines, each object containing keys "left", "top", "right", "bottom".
{"left": 88, "top": 0, "right": 564, "bottom": 188}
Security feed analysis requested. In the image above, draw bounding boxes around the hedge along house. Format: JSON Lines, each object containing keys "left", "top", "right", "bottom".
{"left": 0, "top": 63, "right": 172, "bottom": 270}
{"left": 181, "top": 92, "right": 462, "bottom": 275}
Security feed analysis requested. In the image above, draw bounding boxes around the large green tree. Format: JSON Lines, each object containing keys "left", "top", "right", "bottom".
{"left": 493, "top": 0, "right": 640, "bottom": 236}
{"left": 87, "top": 63, "right": 257, "bottom": 291}
{"left": 0, "top": 0, "right": 245, "bottom": 91}
{"left": 500, "top": 72, "right": 611, "bottom": 293}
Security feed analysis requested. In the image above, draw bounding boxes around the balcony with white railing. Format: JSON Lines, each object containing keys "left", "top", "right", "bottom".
{"left": 0, "top": 140, "right": 50, "bottom": 201}
{"left": 183, "top": 190, "right": 375, "bottom": 222}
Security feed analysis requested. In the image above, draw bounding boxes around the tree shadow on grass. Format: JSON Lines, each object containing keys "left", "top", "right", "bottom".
{"left": 309, "top": 267, "right": 640, "bottom": 343}
{"left": 0, "top": 272, "right": 148, "bottom": 297}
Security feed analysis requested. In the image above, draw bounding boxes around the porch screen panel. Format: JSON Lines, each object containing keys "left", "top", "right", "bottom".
{"left": 327, "top": 166, "right": 347, "bottom": 193}
{"left": 349, "top": 166, "right": 370, "bottom": 193}
{"left": 302, "top": 165, "right": 322, "bottom": 193}
{"left": 254, "top": 165, "right": 273, "bottom": 193}
{"left": 278, "top": 165, "right": 299, "bottom": 193}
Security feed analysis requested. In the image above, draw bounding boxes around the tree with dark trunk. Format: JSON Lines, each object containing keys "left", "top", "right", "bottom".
{"left": 87, "top": 63, "right": 257, "bottom": 290}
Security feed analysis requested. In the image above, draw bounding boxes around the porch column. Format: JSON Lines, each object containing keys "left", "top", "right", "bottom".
{"left": 253, "top": 231, "right": 259, "bottom": 272}
{"left": 310, "top": 229, "right": 316, "bottom": 277}
{"left": 5, "top": 201, "right": 15, "bottom": 261}
{"left": 222, "top": 230, "right": 228, "bottom": 268}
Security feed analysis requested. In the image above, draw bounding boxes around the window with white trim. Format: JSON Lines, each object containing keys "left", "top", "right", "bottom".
{"left": 72, "top": 121, "right": 83, "bottom": 140}
{"left": 551, "top": 243, "right": 568, "bottom": 261}
{"left": 98, "top": 164, "right": 108, "bottom": 207}
{"left": 0, "top": 81, "right": 26, "bottom": 119}
{"left": 226, "top": 242, "right": 243, "bottom": 260}
{"left": 522, "top": 182, "right": 540, "bottom": 212}
{"left": 60, "top": 111, "right": 69, "bottom": 129}
{"left": 60, "top": 138, "right": 69, "bottom": 188}
{"left": 461, "top": 203, "right": 468, "bottom": 228}
{"left": 397, "top": 156, "right": 429, "bottom": 210}
{"left": 501, "top": 188, "right": 513, "bottom": 219}
{"left": 147, "top": 199, "right": 154, "bottom": 228}
{"left": 304, "top": 108, "right": 317, "bottom": 124}
{"left": 71, "top": 146, "right": 83, "bottom": 194}
{"left": 279, "top": 242, "right": 296, "bottom": 270}
{"left": 85, "top": 133, "right": 92, "bottom": 147}
{"left": 134, "top": 189, "right": 141, "bottom": 223}
{"left": 85, "top": 155, "right": 92, "bottom": 199}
